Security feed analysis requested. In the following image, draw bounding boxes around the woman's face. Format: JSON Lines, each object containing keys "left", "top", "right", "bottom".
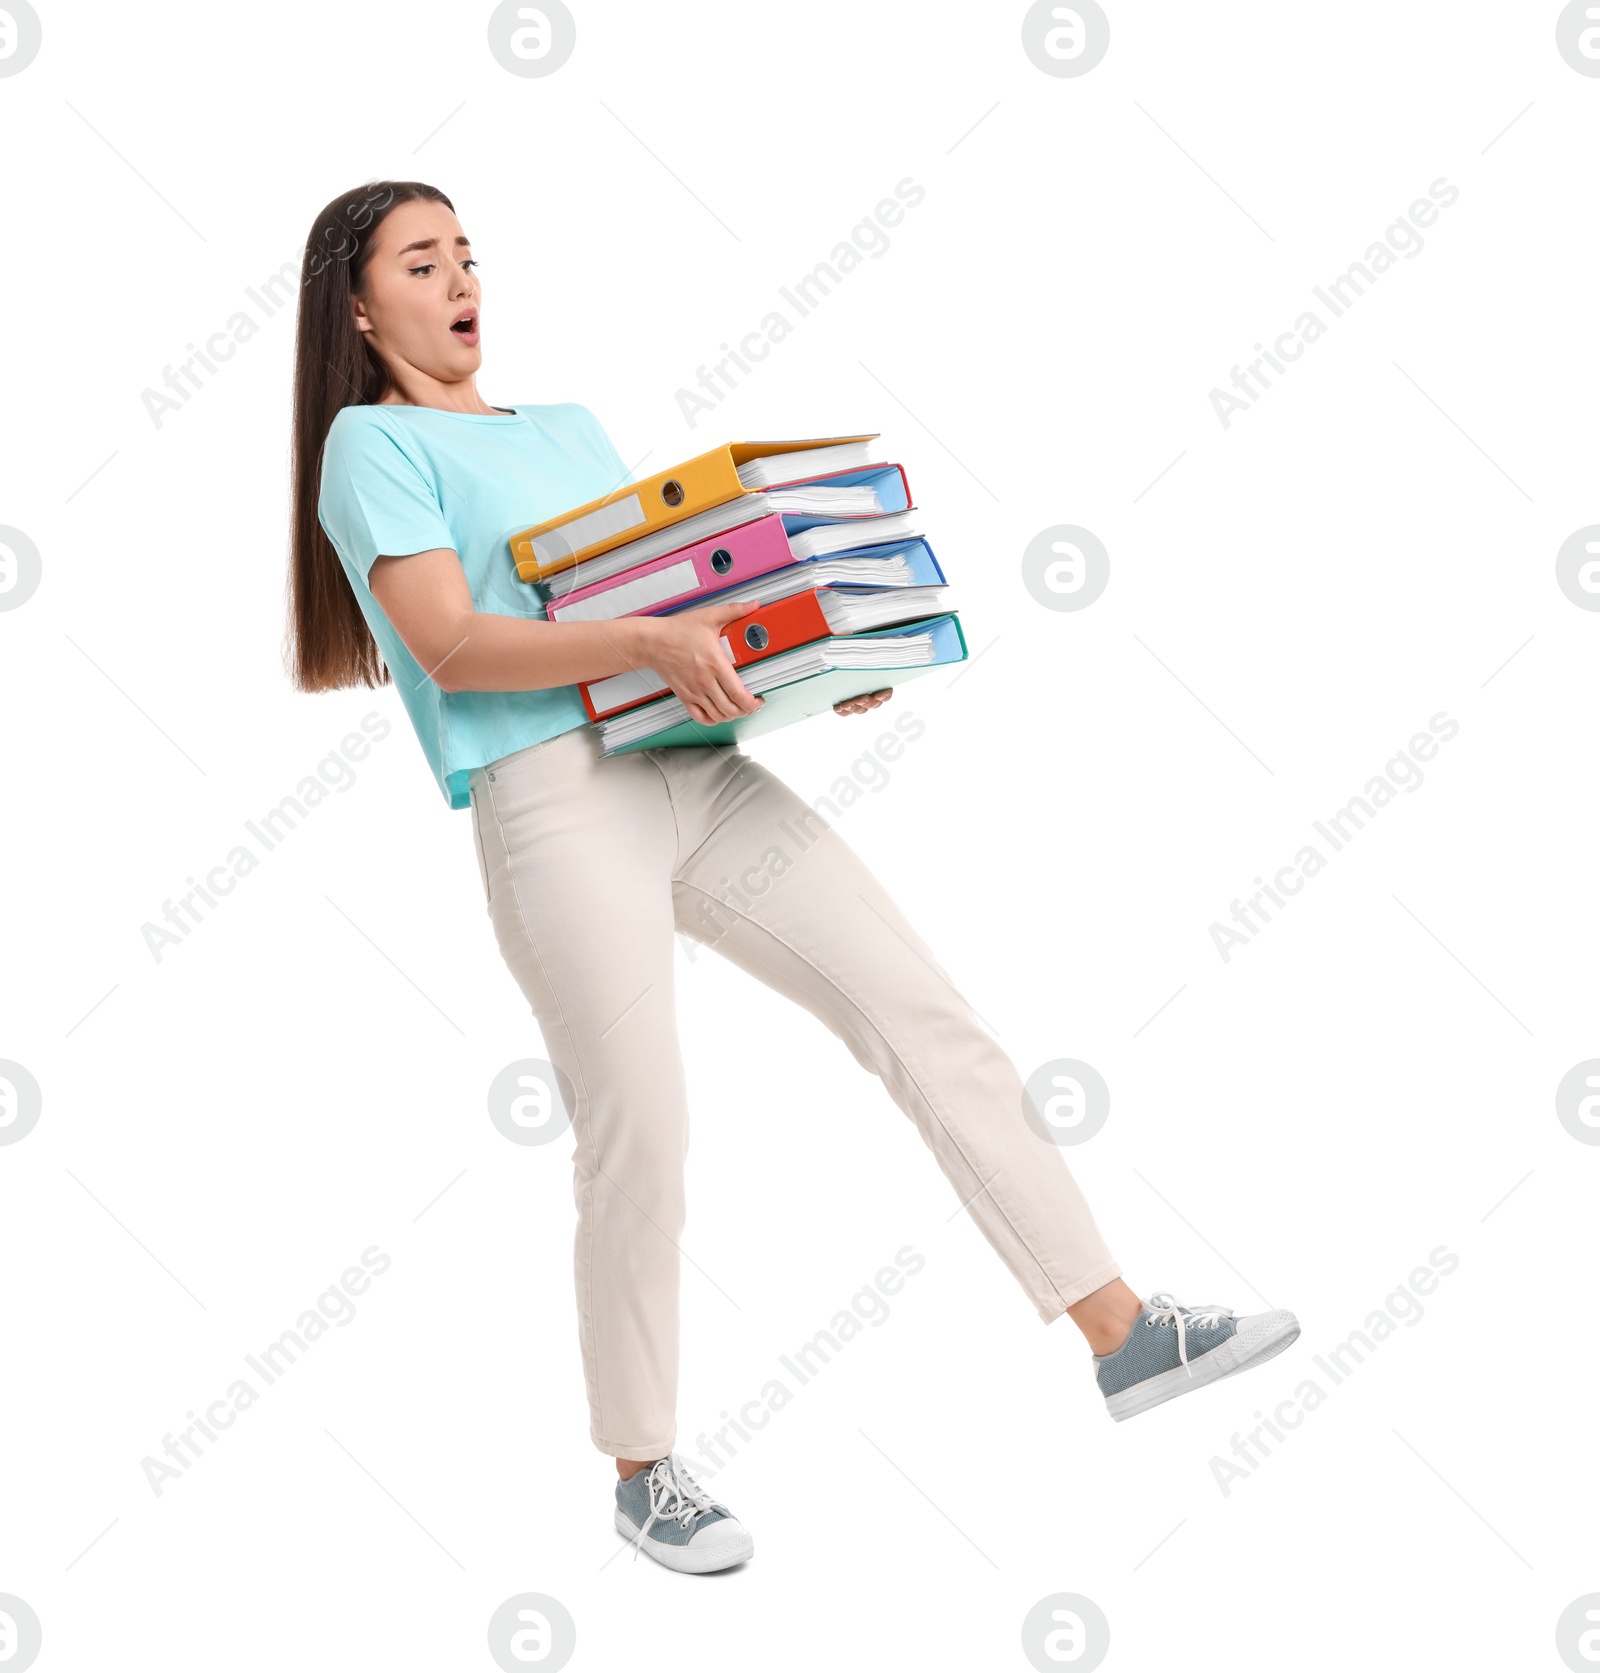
{"left": 353, "top": 198, "right": 483, "bottom": 386}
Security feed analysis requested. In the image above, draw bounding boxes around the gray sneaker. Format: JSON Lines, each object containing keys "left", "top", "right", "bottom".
{"left": 1095, "top": 1292, "right": 1301, "bottom": 1421}
{"left": 614, "top": 1453, "right": 754, "bottom": 1574}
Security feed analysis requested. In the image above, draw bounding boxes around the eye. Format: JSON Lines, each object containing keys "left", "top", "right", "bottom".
{"left": 407, "top": 263, "right": 436, "bottom": 277}
{"left": 461, "top": 258, "right": 480, "bottom": 271}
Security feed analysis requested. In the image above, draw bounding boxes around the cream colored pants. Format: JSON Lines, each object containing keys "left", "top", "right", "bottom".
{"left": 468, "top": 724, "right": 1120, "bottom": 1460}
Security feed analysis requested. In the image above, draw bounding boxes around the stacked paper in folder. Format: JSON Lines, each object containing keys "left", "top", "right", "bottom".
{"left": 506, "top": 436, "right": 966, "bottom": 755}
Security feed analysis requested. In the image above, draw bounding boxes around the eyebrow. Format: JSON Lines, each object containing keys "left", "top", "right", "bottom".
{"left": 392, "top": 234, "right": 472, "bottom": 257}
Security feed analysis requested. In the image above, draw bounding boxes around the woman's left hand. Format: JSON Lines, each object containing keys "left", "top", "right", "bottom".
{"left": 834, "top": 688, "right": 893, "bottom": 717}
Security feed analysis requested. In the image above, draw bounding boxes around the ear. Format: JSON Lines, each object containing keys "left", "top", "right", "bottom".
{"left": 351, "top": 294, "right": 373, "bottom": 336}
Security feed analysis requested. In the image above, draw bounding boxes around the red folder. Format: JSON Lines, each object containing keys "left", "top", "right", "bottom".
{"left": 579, "top": 590, "right": 837, "bottom": 723}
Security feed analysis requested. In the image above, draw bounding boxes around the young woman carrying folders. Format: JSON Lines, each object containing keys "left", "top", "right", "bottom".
{"left": 288, "top": 180, "right": 1300, "bottom": 1574}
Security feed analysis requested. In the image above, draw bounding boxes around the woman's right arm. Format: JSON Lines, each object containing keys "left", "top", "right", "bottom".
{"left": 368, "top": 547, "right": 764, "bottom": 726}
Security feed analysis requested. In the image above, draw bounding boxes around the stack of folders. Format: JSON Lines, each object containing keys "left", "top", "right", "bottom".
{"left": 506, "top": 435, "right": 966, "bottom": 754}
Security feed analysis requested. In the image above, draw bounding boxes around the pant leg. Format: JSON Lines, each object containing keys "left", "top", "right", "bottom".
{"left": 470, "top": 727, "right": 688, "bottom": 1459}
{"left": 654, "top": 742, "right": 1121, "bottom": 1320}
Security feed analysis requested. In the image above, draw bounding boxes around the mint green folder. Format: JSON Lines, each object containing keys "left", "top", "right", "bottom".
{"left": 602, "top": 613, "right": 967, "bottom": 754}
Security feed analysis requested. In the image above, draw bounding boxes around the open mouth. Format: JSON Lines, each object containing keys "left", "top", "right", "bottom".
{"left": 450, "top": 310, "right": 479, "bottom": 343}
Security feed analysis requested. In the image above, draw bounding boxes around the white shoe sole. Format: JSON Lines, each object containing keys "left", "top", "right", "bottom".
{"left": 613, "top": 1506, "right": 754, "bottom": 1573}
{"left": 1104, "top": 1310, "right": 1302, "bottom": 1422}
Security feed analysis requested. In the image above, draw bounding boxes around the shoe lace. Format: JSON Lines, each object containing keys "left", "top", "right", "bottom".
{"left": 1144, "top": 1292, "right": 1236, "bottom": 1372}
{"left": 628, "top": 1453, "right": 726, "bottom": 1560}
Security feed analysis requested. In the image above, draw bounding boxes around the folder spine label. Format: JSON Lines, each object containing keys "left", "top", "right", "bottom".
{"left": 532, "top": 492, "right": 645, "bottom": 566}
{"left": 558, "top": 556, "right": 701, "bottom": 623}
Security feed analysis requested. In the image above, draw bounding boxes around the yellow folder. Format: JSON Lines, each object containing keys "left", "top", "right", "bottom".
{"left": 509, "top": 435, "right": 876, "bottom": 583}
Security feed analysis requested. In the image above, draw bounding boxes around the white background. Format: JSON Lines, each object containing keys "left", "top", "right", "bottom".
{"left": 1, "top": 2, "right": 1596, "bottom": 1668}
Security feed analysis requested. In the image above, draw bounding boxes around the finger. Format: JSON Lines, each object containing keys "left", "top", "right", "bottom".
{"left": 697, "top": 653, "right": 755, "bottom": 714}
{"left": 711, "top": 661, "right": 762, "bottom": 716}
{"left": 693, "top": 596, "right": 763, "bottom": 629}
{"left": 688, "top": 668, "right": 747, "bottom": 723}
{"left": 686, "top": 687, "right": 735, "bottom": 724}
{"left": 845, "top": 687, "right": 889, "bottom": 713}
{"left": 676, "top": 682, "right": 730, "bottom": 726}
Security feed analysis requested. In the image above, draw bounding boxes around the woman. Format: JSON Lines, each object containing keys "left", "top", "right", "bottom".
{"left": 289, "top": 179, "right": 1300, "bottom": 1575}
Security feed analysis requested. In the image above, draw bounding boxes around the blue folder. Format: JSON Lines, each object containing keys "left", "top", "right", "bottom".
{"left": 660, "top": 536, "right": 947, "bottom": 615}
{"left": 601, "top": 613, "right": 967, "bottom": 755}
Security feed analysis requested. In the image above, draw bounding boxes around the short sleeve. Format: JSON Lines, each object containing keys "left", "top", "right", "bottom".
{"left": 318, "top": 411, "right": 456, "bottom": 585}
{"left": 574, "top": 405, "right": 634, "bottom": 491}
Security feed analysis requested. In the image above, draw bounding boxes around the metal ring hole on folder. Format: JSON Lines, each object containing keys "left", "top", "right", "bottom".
{"left": 661, "top": 479, "right": 685, "bottom": 507}
{"left": 743, "top": 624, "right": 769, "bottom": 651}
{"left": 710, "top": 547, "right": 733, "bottom": 574}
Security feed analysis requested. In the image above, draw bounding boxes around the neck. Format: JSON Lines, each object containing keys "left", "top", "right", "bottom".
{"left": 379, "top": 370, "right": 501, "bottom": 415}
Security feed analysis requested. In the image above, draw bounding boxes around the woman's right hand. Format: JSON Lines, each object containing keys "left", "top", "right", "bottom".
{"left": 634, "top": 597, "right": 766, "bottom": 726}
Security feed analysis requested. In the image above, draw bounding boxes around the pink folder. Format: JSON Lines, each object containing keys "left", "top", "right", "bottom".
{"left": 549, "top": 514, "right": 821, "bottom": 623}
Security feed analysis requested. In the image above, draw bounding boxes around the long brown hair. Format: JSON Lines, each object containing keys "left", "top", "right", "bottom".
{"left": 286, "top": 180, "right": 455, "bottom": 691}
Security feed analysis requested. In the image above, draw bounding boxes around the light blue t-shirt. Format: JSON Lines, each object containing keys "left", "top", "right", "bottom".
{"left": 317, "top": 401, "right": 634, "bottom": 809}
